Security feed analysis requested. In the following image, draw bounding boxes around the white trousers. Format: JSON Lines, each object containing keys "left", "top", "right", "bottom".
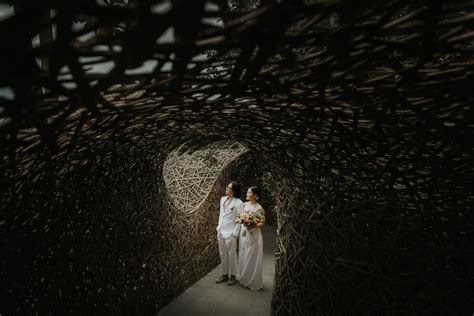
{"left": 218, "top": 234, "right": 238, "bottom": 276}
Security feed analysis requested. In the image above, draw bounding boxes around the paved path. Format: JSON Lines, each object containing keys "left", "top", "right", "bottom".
{"left": 157, "top": 225, "right": 277, "bottom": 316}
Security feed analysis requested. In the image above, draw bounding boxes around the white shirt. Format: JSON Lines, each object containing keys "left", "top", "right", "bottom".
{"left": 217, "top": 196, "right": 243, "bottom": 239}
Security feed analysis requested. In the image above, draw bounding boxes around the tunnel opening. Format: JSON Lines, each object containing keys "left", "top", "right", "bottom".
{"left": 159, "top": 141, "right": 279, "bottom": 314}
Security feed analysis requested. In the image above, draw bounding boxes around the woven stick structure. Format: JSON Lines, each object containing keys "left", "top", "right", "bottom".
{"left": 1, "top": 0, "right": 473, "bottom": 314}
{"left": 163, "top": 142, "right": 247, "bottom": 214}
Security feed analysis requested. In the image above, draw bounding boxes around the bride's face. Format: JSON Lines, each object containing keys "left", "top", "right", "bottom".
{"left": 246, "top": 188, "right": 255, "bottom": 201}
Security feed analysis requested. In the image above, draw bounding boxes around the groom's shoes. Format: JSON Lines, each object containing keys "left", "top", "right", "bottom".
{"left": 227, "top": 275, "right": 237, "bottom": 286}
{"left": 215, "top": 274, "right": 229, "bottom": 284}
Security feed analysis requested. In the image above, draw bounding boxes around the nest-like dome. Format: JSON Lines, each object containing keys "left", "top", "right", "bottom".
{"left": 1, "top": 1, "right": 472, "bottom": 314}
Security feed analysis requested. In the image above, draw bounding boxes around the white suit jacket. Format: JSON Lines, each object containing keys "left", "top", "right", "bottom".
{"left": 217, "top": 196, "right": 243, "bottom": 239}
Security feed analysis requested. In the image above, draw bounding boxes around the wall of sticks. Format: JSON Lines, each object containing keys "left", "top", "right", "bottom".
{"left": 1, "top": 1, "right": 473, "bottom": 315}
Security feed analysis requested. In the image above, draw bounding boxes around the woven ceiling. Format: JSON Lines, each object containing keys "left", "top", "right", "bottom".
{"left": 1, "top": 0, "right": 473, "bottom": 314}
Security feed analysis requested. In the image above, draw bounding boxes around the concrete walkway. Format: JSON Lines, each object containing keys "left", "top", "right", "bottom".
{"left": 157, "top": 225, "right": 277, "bottom": 316}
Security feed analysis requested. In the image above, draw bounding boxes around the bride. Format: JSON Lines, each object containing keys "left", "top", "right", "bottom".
{"left": 238, "top": 186, "right": 265, "bottom": 290}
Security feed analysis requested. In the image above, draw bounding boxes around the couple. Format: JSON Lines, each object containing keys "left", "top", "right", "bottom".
{"left": 216, "top": 181, "right": 265, "bottom": 290}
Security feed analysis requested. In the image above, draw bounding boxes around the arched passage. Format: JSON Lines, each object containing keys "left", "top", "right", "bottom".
{"left": 158, "top": 142, "right": 279, "bottom": 314}
{"left": 1, "top": 1, "right": 472, "bottom": 315}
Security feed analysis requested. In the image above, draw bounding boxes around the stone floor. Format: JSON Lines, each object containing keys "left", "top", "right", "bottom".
{"left": 156, "top": 225, "right": 277, "bottom": 316}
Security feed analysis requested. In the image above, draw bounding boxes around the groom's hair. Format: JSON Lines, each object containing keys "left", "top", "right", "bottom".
{"left": 230, "top": 181, "right": 242, "bottom": 199}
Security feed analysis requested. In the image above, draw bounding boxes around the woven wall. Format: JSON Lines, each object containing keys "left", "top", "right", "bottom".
{"left": 271, "top": 146, "right": 472, "bottom": 315}
{"left": 0, "top": 141, "right": 265, "bottom": 314}
{"left": 1, "top": 1, "right": 473, "bottom": 315}
{"left": 2, "top": 142, "right": 168, "bottom": 314}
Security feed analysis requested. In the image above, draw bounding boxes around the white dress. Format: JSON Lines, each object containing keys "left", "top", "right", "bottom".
{"left": 238, "top": 202, "right": 265, "bottom": 290}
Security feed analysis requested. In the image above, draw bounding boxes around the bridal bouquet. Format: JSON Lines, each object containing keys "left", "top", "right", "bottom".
{"left": 235, "top": 209, "right": 265, "bottom": 228}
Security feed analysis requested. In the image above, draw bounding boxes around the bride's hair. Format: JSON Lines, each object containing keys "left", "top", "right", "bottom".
{"left": 249, "top": 186, "right": 261, "bottom": 200}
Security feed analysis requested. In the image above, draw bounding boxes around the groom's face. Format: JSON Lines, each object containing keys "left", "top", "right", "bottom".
{"left": 226, "top": 183, "right": 233, "bottom": 198}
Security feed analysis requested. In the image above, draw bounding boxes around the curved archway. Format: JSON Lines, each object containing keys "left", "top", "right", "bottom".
{"left": 163, "top": 141, "right": 247, "bottom": 214}
{"left": 1, "top": 1, "right": 472, "bottom": 315}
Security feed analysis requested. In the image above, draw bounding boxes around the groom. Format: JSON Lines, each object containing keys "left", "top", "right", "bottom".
{"left": 216, "top": 181, "right": 243, "bottom": 286}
